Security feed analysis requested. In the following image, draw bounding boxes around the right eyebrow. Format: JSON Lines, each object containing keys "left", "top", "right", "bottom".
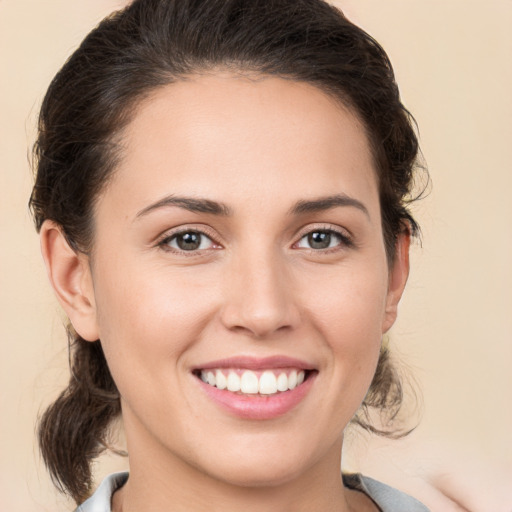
{"left": 134, "top": 195, "right": 232, "bottom": 220}
{"left": 289, "top": 193, "right": 370, "bottom": 219}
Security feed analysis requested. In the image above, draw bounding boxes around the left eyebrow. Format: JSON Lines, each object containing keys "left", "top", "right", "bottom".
{"left": 135, "top": 195, "right": 232, "bottom": 219}
{"left": 289, "top": 194, "right": 370, "bottom": 218}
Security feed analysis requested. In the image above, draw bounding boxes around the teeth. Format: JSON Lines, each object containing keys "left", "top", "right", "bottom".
{"left": 259, "top": 371, "right": 277, "bottom": 395}
{"left": 288, "top": 370, "right": 298, "bottom": 390}
{"left": 240, "top": 371, "right": 259, "bottom": 394}
{"left": 206, "top": 371, "right": 216, "bottom": 386}
{"left": 227, "top": 372, "right": 241, "bottom": 392}
{"left": 215, "top": 370, "right": 227, "bottom": 390}
{"left": 276, "top": 372, "right": 288, "bottom": 392}
{"left": 200, "top": 369, "right": 306, "bottom": 395}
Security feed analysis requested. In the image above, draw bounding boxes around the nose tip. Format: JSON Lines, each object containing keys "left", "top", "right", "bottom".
{"left": 219, "top": 259, "right": 300, "bottom": 339}
{"left": 226, "top": 303, "right": 294, "bottom": 339}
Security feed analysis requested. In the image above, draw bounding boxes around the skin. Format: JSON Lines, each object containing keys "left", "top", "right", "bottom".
{"left": 41, "top": 73, "right": 410, "bottom": 512}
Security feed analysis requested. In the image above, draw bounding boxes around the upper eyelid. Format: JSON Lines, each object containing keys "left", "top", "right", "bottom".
{"left": 292, "top": 224, "right": 355, "bottom": 251}
{"left": 294, "top": 223, "right": 352, "bottom": 240}
{"left": 155, "top": 225, "right": 221, "bottom": 247}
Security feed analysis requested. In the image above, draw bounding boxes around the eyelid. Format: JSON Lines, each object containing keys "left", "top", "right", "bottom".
{"left": 155, "top": 224, "right": 223, "bottom": 252}
{"left": 292, "top": 223, "right": 354, "bottom": 250}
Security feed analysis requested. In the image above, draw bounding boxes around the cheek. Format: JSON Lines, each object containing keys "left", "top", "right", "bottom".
{"left": 91, "top": 258, "right": 218, "bottom": 385}
{"left": 300, "top": 261, "right": 388, "bottom": 387}
{"left": 303, "top": 261, "right": 388, "bottom": 340}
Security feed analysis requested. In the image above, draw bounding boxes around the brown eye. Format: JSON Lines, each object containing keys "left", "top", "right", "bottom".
{"left": 296, "top": 229, "right": 350, "bottom": 250}
{"left": 164, "top": 231, "right": 214, "bottom": 251}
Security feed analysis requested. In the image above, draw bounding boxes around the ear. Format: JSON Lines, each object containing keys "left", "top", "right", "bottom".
{"left": 40, "top": 220, "right": 99, "bottom": 341}
{"left": 382, "top": 228, "right": 411, "bottom": 333}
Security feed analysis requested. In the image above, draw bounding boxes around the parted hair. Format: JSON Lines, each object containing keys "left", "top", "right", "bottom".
{"left": 30, "top": 0, "right": 423, "bottom": 504}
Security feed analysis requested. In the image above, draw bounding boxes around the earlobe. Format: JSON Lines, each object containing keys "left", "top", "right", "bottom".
{"left": 40, "top": 220, "right": 99, "bottom": 342}
{"left": 382, "top": 229, "right": 411, "bottom": 333}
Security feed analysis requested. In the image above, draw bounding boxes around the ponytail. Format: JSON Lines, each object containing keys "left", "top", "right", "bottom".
{"left": 38, "top": 328, "right": 120, "bottom": 504}
{"left": 352, "top": 342, "right": 415, "bottom": 438}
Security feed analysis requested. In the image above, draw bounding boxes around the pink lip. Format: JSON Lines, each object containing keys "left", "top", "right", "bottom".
{"left": 193, "top": 356, "right": 317, "bottom": 420}
{"left": 194, "top": 355, "right": 315, "bottom": 372}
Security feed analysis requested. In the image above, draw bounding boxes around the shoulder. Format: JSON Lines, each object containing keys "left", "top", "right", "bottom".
{"left": 343, "top": 473, "right": 431, "bottom": 512}
{"left": 74, "top": 472, "right": 128, "bottom": 512}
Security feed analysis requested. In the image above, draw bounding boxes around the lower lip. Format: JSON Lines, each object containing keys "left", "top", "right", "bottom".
{"left": 196, "top": 373, "right": 316, "bottom": 420}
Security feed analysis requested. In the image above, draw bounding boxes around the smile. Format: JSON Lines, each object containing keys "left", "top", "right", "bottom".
{"left": 198, "top": 368, "right": 307, "bottom": 395}
{"left": 193, "top": 357, "right": 317, "bottom": 420}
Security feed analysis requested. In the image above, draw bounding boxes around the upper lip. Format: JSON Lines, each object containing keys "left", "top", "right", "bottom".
{"left": 193, "top": 355, "right": 316, "bottom": 371}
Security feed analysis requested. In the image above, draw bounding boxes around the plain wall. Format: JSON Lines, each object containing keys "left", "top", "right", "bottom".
{"left": 1, "top": 1, "right": 511, "bottom": 510}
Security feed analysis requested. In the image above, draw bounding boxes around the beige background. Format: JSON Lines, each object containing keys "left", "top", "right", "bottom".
{"left": 1, "top": 1, "right": 511, "bottom": 511}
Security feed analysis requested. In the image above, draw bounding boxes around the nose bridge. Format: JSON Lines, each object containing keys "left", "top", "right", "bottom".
{"left": 220, "top": 243, "right": 299, "bottom": 337}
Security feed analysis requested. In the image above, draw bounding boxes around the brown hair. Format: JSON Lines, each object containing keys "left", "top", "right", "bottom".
{"left": 30, "top": 0, "right": 424, "bottom": 504}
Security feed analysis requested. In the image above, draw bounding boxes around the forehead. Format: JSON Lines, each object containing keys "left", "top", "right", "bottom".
{"left": 101, "top": 73, "right": 379, "bottom": 216}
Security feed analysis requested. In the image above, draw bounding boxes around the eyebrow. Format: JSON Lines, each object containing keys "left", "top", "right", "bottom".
{"left": 135, "top": 193, "right": 369, "bottom": 220}
{"left": 135, "top": 195, "right": 232, "bottom": 219}
{"left": 290, "top": 194, "right": 370, "bottom": 218}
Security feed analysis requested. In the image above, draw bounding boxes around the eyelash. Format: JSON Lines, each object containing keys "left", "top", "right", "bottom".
{"left": 294, "top": 225, "right": 354, "bottom": 252}
{"left": 156, "top": 225, "right": 354, "bottom": 255}
{"left": 156, "top": 227, "right": 220, "bottom": 255}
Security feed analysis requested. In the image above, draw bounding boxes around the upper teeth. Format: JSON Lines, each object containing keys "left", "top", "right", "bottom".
{"left": 200, "top": 369, "right": 306, "bottom": 395}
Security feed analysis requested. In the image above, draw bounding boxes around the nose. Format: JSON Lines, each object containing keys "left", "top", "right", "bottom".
{"left": 219, "top": 249, "right": 301, "bottom": 339}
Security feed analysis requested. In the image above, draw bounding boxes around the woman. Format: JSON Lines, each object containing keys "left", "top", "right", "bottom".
{"left": 30, "top": 0, "right": 428, "bottom": 510}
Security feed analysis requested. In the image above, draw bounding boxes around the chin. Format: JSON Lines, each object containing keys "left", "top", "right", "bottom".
{"left": 208, "top": 460, "right": 306, "bottom": 489}
{"left": 192, "top": 434, "right": 321, "bottom": 489}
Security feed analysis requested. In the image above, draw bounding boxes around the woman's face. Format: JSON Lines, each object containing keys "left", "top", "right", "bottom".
{"left": 83, "top": 74, "right": 408, "bottom": 487}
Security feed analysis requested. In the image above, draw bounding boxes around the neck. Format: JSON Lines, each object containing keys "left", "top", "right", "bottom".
{"left": 116, "top": 468, "right": 349, "bottom": 512}
{"left": 114, "top": 412, "right": 376, "bottom": 512}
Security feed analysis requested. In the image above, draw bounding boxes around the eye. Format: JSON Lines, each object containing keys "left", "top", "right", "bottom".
{"left": 161, "top": 230, "right": 216, "bottom": 252}
{"left": 295, "top": 229, "right": 350, "bottom": 250}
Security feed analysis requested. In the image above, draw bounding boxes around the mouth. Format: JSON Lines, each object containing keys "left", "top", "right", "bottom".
{"left": 192, "top": 356, "right": 317, "bottom": 420}
{"left": 193, "top": 368, "right": 313, "bottom": 395}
